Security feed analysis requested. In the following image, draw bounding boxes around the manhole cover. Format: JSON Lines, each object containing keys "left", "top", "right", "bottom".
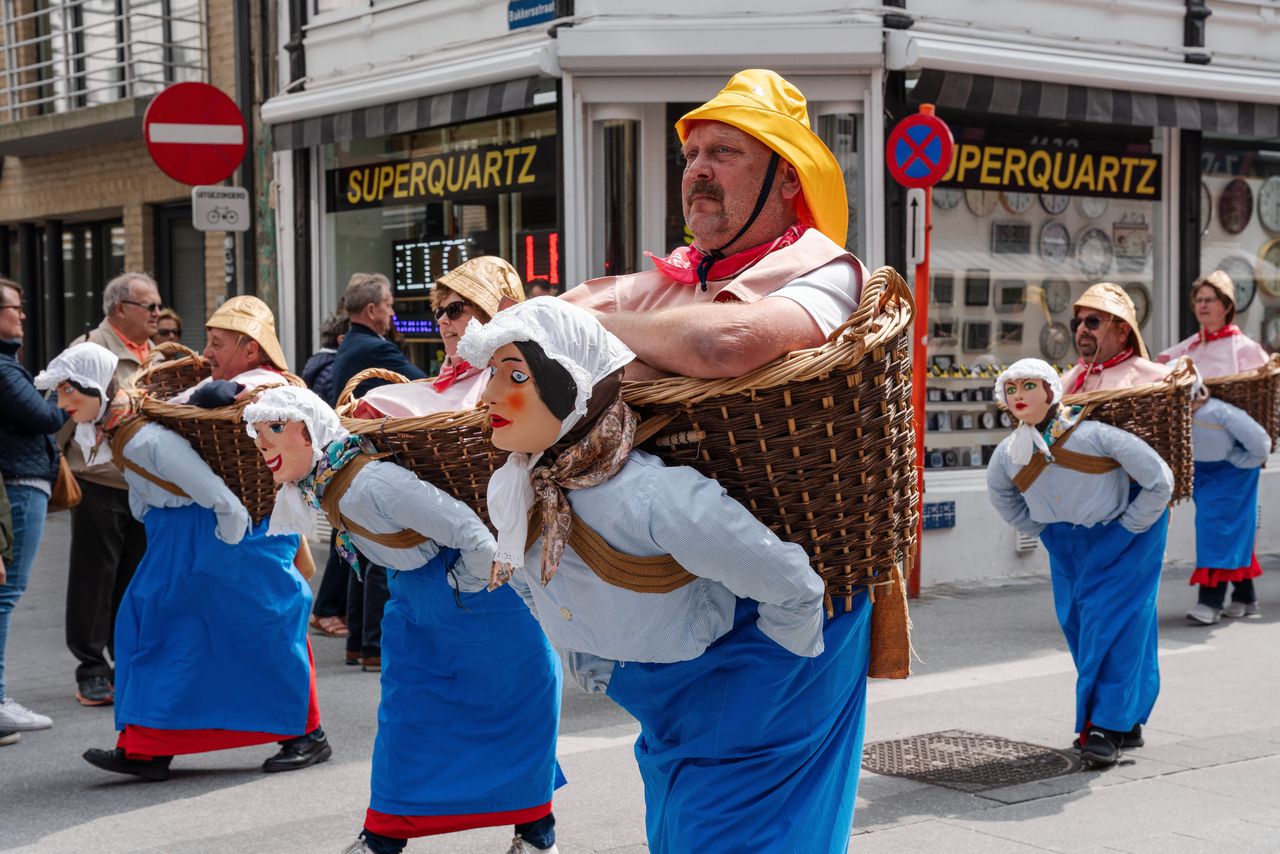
{"left": 862, "top": 729, "right": 1081, "bottom": 792}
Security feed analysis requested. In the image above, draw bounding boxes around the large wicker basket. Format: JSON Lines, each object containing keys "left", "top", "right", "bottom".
{"left": 1204, "top": 354, "right": 1280, "bottom": 451}
{"left": 123, "top": 352, "right": 303, "bottom": 523}
{"left": 133, "top": 342, "right": 209, "bottom": 397}
{"left": 1062, "top": 357, "right": 1197, "bottom": 502}
{"left": 338, "top": 267, "right": 919, "bottom": 613}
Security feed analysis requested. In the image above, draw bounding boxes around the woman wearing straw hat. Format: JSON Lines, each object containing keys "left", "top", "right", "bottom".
{"left": 562, "top": 69, "right": 869, "bottom": 380}
{"left": 1060, "top": 283, "right": 1171, "bottom": 394}
{"left": 34, "top": 343, "right": 330, "bottom": 782}
{"left": 462, "top": 297, "right": 870, "bottom": 854}
{"left": 987, "top": 358, "right": 1173, "bottom": 767}
{"left": 352, "top": 256, "right": 525, "bottom": 417}
{"left": 245, "top": 385, "right": 563, "bottom": 854}
{"left": 1157, "top": 271, "right": 1269, "bottom": 377}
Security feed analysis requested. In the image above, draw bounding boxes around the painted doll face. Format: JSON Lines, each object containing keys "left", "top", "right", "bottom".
{"left": 251, "top": 419, "right": 315, "bottom": 484}
{"left": 55, "top": 381, "right": 103, "bottom": 424}
{"left": 480, "top": 342, "right": 564, "bottom": 454}
{"left": 1003, "top": 377, "right": 1054, "bottom": 426}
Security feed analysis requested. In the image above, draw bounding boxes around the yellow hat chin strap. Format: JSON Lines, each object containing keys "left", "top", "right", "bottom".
{"left": 695, "top": 150, "right": 781, "bottom": 291}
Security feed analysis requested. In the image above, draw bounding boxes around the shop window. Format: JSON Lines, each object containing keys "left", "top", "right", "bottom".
{"left": 322, "top": 109, "right": 558, "bottom": 373}
{"left": 1199, "top": 139, "right": 1280, "bottom": 353}
{"left": 155, "top": 204, "right": 205, "bottom": 350}
{"left": 60, "top": 219, "right": 124, "bottom": 344}
{"left": 923, "top": 122, "right": 1165, "bottom": 472}
{"left": 594, "top": 117, "right": 639, "bottom": 276}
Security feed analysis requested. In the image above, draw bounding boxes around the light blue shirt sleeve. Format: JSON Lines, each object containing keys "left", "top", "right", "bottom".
{"left": 1092, "top": 423, "right": 1173, "bottom": 533}
{"left": 985, "top": 441, "right": 1046, "bottom": 537}
{"left": 646, "top": 464, "right": 825, "bottom": 658}
{"left": 1220, "top": 403, "right": 1272, "bottom": 470}
{"left": 121, "top": 423, "right": 251, "bottom": 544}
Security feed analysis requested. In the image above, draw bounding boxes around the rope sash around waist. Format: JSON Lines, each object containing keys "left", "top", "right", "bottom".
{"left": 1011, "top": 420, "right": 1121, "bottom": 493}
{"left": 319, "top": 453, "right": 428, "bottom": 550}
{"left": 526, "top": 508, "right": 697, "bottom": 594}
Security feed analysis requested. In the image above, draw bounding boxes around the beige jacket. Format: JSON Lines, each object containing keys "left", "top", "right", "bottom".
{"left": 56, "top": 320, "right": 147, "bottom": 489}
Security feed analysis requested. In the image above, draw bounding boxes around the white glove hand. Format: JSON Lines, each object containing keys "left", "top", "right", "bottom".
{"left": 215, "top": 504, "right": 252, "bottom": 545}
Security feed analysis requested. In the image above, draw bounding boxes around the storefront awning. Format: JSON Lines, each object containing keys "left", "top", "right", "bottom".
{"left": 912, "top": 69, "right": 1280, "bottom": 137}
{"left": 267, "top": 76, "right": 551, "bottom": 150}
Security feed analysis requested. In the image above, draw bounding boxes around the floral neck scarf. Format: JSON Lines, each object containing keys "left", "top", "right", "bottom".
{"left": 300, "top": 434, "right": 376, "bottom": 576}
{"left": 1041, "top": 404, "right": 1085, "bottom": 452}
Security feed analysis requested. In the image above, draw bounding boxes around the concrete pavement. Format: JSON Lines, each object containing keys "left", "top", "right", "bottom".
{"left": 3, "top": 513, "right": 1278, "bottom": 852}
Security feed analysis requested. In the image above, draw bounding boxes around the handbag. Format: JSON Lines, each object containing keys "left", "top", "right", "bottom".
{"left": 49, "top": 455, "right": 83, "bottom": 512}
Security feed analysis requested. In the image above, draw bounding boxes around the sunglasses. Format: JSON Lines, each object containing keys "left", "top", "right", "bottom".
{"left": 122, "top": 299, "right": 163, "bottom": 313}
{"left": 1069, "top": 315, "right": 1107, "bottom": 333}
{"left": 155, "top": 329, "right": 182, "bottom": 339}
{"left": 433, "top": 301, "right": 469, "bottom": 321}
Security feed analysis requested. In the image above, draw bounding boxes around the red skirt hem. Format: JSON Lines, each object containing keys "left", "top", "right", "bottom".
{"left": 1189, "top": 554, "right": 1263, "bottom": 587}
{"left": 363, "top": 802, "right": 553, "bottom": 838}
{"left": 119, "top": 638, "right": 321, "bottom": 759}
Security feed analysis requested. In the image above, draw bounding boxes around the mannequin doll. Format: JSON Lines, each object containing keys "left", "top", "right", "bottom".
{"left": 35, "top": 342, "right": 327, "bottom": 782}
{"left": 245, "top": 386, "right": 563, "bottom": 854}
{"left": 986, "top": 358, "right": 1173, "bottom": 766}
{"left": 460, "top": 296, "right": 871, "bottom": 854}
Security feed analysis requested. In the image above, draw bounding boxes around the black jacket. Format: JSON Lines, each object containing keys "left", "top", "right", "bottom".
{"left": 301, "top": 348, "right": 337, "bottom": 404}
{"left": 331, "top": 323, "right": 427, "bottom": 405}
{"left": 0, "top": 338, "right": 64, "bottom": 482}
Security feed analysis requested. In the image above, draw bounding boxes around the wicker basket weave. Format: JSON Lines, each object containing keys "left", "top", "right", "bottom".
{"left": 338, "top": 267, "right": 919, "bottom": 613}
{"left": 133, "top": 342, "right": 210, "bottom": 397}
{"left": 122, "top": 352, "right": 303, "bottom": 523}
{"left": 1204, "top": 354, "right": 1280, "bottom": 451}
{"left": 1062, "top": 357, "right": 1198, "bottom": 502}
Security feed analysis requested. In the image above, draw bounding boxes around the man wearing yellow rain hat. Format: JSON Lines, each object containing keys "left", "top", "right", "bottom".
{"left": 169, "top": 295, "right": 292, "bottom": 405}
{"left": 563, "top": 69, "right": 868, "bottom": 379}
{"left": 1060, "top": 283, "right": 1172, "bottom": 394}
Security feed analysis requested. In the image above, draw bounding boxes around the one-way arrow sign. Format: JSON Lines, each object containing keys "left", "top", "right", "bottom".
{"left": 906, "top": 187, "right": 926, "bottom": 266}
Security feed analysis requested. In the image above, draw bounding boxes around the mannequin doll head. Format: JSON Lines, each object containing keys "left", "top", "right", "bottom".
{"left": 1001, "top": 377, "right": 1055, "bottom": 427}
{"left": 36, "top": 342, "right": 118, "bottom": 426}
{"left": 250, "top": 419, "right": 316, "bottom": 484}
{"left": 481, "top": 340, "right": 578, "bottom": 454}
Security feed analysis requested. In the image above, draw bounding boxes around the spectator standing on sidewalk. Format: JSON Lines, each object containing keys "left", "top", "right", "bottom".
{"left": 60, "top": 272, "right": 157, "bottom": 706}
{"left": 0, "top": 471, "right": 14, "bottom": 746}
{"left": 331, "top": 274, "right": 427, "bottom": 670}
{"left": 153, "top": 308, "right": 183, "bottom": 345}
{"left": 0, "top": 278, "right": 62, "bottom": 736}
{"left": 302, "top": 313, "right": 348, "bottom": 406}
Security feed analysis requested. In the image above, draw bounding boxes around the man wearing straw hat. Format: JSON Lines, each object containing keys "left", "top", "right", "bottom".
{"left": 169, "top": 295, "right": 292, "bottom": 405}
{"left": 1060, "top": 283, "right": 1171, "bottom": 394}
{"left": 562, "top": 69, "right": 868, "bottom": 379}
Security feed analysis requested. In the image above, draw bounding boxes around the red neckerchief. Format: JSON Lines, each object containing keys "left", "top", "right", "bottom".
{"left": 1190, "top": 323, "right": 1240, "bottom": 349}
{"left": 1071, "top": 347, "right": 1134, "bottom": 393}
{"left": 433, "top": 358, "right": 475, "bottom": 392}
{"left": 644, "top": 223, "right": 809, "bottom": 286}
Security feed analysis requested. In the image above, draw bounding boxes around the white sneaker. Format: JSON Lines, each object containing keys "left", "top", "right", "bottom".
{"left": 1186, "top": 603, "right": 1221, "bottom": 625}
{"left": 1223, "top": 601, "right": 1261, "bottom": 619}
{"left": 505, "top": 837, "right": 558, "bottom": 854}
{"left": 0, "top": 698, "right": 52, "bottom": 731}
{"left": 339, "top": 840, "right": 373, "bottom": 854}
{"left": 0, "top": 731, "right": 19, "bottom": 746}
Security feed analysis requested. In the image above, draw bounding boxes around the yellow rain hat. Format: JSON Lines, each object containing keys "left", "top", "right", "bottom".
{"left": 433, "top": 256, "right": 525, "bottom": 320}
{"left": 206, "top": 295, "right": 288, "bottom": 371}
{"left": 676, "top": 69, "right": 848, "bottom": 246}
{"left": 1074, "top": 282, "right": 1148, "bottom": 360}
{"left": 1194, "top": 270, "right": 1236, "bottom": 322}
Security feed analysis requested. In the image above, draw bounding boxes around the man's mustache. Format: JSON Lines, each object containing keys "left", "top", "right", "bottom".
{"left": 685, "top": 180, "right": 723, "bottom": 205}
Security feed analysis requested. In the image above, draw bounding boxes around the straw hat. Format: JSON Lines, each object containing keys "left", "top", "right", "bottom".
{"left": 676, "top": 69, "right": 848, "bottom": 246}
{"left": 206, "top": 295, "right": 288, "bottom": 371}
{"left": 433, "top": 256, "right": 525, "bottom": 320}
{"left": 1073, "top": 282, "right": 1148, "bottom": 360}
{"left": 1193, "top": 270, "right": 1236, "bottom": 323}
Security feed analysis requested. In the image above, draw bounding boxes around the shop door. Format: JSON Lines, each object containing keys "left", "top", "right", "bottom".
{"left": 155, "top": 204, "right": 206, "bottom": 350}
{"left": 61, "top": 221, "right": 125, "bottom": 344}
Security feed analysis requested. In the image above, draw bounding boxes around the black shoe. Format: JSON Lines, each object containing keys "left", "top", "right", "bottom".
{"left": 262, "top": 731, "right": 332, "bottom": 773}
{"left": 1121, "top": 724, "right": 1144, "bottom": 749}
{"left": 76, "top": 676, "right": 114, "bottom": 706}
{"left": 83, "top": 747, "right": 172, "bottom": 781}
{"left": 1080, "top": 728, "right": 1122, "bottom": 766}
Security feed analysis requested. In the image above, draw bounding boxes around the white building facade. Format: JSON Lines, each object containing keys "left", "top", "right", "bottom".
{"left": 262, "top": 0, "right": 1280, "bottom": 587}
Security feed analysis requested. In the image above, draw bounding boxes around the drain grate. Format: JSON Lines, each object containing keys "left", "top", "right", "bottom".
{"left": 862, "top": 729, "right": 1081, "bottom": 792}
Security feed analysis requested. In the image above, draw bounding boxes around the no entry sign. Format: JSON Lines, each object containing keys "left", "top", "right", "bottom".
{"left": 886, "top": 112, "right": 954, "bottom": 189}
{"left": 144, "top": 82, "right": 247, "bottom": 186}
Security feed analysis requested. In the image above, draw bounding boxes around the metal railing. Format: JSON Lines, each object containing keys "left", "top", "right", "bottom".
{"left": 1, "top": 0, "right": 205, "bottom": 122}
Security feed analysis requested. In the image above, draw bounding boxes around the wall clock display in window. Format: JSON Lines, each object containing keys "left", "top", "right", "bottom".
{"left": 931, "top": 272, "right": 955, "bottom": 305}
{"left": 1217, "top": 255, "right": 1258, "bottom": 310}
{"left": 1000, "top": 190, "right": 1035, "bottom": 214}
{"left": 1257, "top": 238, "right": 1280, "bottom": 299}
{"left": 1122, "top": 282, "right": 1152, "bottom": 328}
{"left": 965, "top": 269, "right": 991, "bottom": 306}
{"left": 991, "top": 221, "right": 1032, "bottom": 255}
{"left": 1040, "top": 321, "right": 1072, "bottom": 361}
{"left": 933, "top": 187, "right": 963, "bottom": 211}
{"left": 1076, "top": 196, "right": 1109, "bottom": 219}
{"left": 1263, "top": 308, "right": 1280, "bottom": 352}
{"left": 1218, "top": 177, "right": 1253, "bottom": 235}
{"left": 1039, "top": 221, "right": 1071, "bottom": 263}
{"left": 965, "top": 189, "right": 999, "bottom": 217}
{"left": 997, "top": 321, "right": 1024, "bottom": 345}
{"left": 1200, "top": 182, "right": 1212, "bottom": 235}
{"left": 1042, "top": 278, "right": 1072, "bottom": 314}
{"left": 1040, "top": 193, "right": 1070, "bottom": 215}
{"left": 1075, "top": 227, "right": 1113, "bottom": 277}
{"left": 1258, "top": 176, "right": 1280, "bottom": 234}
{"left": 963, "top": 320, "right": 992, "bottom": 352}
{"left": 994, "top": 280, "right": 1027, "bottom": 314}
